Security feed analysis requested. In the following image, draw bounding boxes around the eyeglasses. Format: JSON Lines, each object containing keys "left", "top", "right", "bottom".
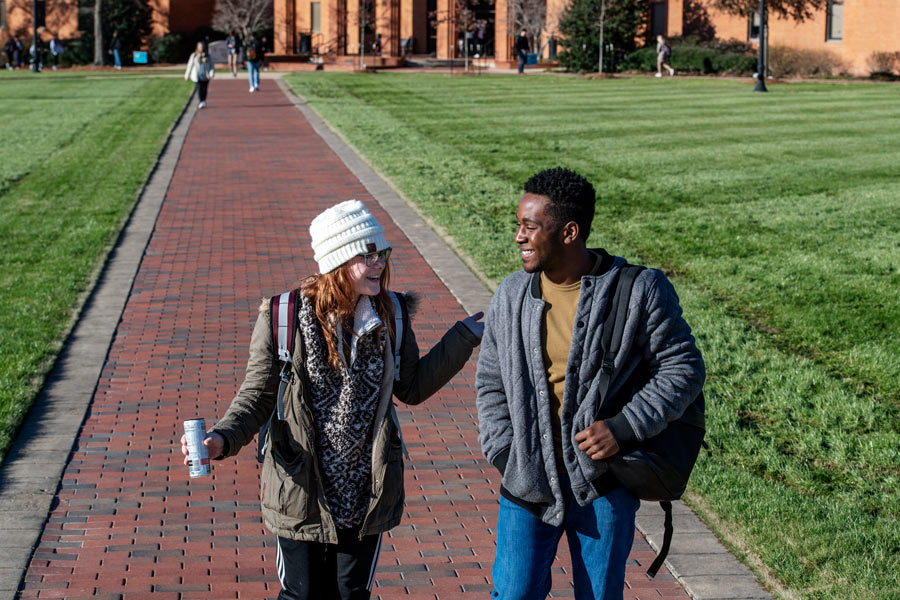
{"left": 357, "top": 248, "right": 391, "bottom": 267}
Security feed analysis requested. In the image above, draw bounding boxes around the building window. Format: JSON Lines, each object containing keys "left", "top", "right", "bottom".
{"left": 826, "top": 1, "right": 843, "bottom": 41}
{"left": 748, "top": 11, "right": 760, "bottom": 40}
{"left": 1, "top": 0, "right": 6, "bottom": 29}
{"left": 310, "top": 2, "right": 321, "bottom": 34}
{"left": 650, "top": 2, "right": 667, "bottom": 36}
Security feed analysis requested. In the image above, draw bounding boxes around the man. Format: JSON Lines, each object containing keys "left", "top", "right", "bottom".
{"left": 109, "top": 30, "right": 122, "bottom": 69}
{"left": 515, "top": 29, "right": 529, "bottom": 74}
{"left": 476, "top": 167, "right": 704, "bottom": 599}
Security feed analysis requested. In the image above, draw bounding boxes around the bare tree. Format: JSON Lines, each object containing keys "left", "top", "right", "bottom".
{"left": 508, "top": 0, "right": 545, "bottom": 54}
{"left": 710, "top": 0, "right": 825, "bottom": 21}
{"left": 212, "top": 0, "right": 274, "bottom": 39}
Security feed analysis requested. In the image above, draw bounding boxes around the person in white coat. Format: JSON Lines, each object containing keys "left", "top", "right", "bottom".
{"left": 185, "top": 41, "right": 215, "bottom": 109}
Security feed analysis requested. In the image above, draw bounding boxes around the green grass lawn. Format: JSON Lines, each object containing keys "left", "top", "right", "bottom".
{"left": 0, "top": 76, "right": 191, "bottom": 463}
{"left": 284, "top": 73, "right": 900, "bottom": 600}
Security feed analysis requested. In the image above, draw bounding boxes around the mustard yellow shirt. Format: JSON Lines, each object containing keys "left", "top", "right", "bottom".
{"left": 540, "top": 253, "right": 603, "bottom": 469}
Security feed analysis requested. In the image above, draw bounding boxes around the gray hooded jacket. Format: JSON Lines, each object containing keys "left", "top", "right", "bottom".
{"left": 475, "top": 250, "right": 705, "bottom": 525}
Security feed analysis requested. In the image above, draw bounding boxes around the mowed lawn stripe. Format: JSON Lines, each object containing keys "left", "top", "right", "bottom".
{"left": 285, "top": 73, "right": 899, "bottom": 599}
{"left": 0, "top": 77, "right": 192, "bottom": 463}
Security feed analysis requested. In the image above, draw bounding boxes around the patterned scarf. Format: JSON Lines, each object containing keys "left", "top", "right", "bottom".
{"left": 299, "top": 295, "right": 385, "bottom": 528}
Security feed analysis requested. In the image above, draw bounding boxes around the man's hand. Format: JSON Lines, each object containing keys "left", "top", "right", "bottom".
{"left": 461, "top": 311, "right": 485, "bottom": 340}
{"left": 574, "top": 421, "right": 619, "bottom": 460}
{"left": 181, "top": 432, "right": 225, "bottom": 466}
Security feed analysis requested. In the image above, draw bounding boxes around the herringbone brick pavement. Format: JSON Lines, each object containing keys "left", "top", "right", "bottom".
{"left": 17, "top": 78, "right": 689, "bottom": 600}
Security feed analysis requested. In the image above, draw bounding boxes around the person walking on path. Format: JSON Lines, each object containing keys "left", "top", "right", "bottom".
{"left": 109, "top": 30, "right": 122, "bottom": 69}
{"left": 245, "top": 32, "right": 263, "bottom": 92}
{"left": 515, "top": 28, "right": 529, "bottom": 74}
{"left": 4, "top": 37, "right": 15, "bottom": 69}
{"left": 182, "top": 200, "right": 483, "bottom": 600}
{"left": 656, "top": 34, "right": 674, "bottom": 77}
{"left": 185, "top": 41, "right": 215, "bottom": 109}
{"left": 226, "top": 31, "right": 242, "bottom": 77}
{"left": 476, "top": 167, "right": 705, "bottom": 599}
{"left": 49, "top": 36, "right": 64, "bottom": 70}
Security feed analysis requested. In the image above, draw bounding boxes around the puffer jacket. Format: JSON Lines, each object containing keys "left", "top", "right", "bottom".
{"left": 476, "top": 250, "right": 704, "bottom": 525}
{"left": 211, "top": 292, "right": 480, "bottom": 543}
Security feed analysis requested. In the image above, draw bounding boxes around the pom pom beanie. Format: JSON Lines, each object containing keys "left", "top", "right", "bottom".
{"left": 309, "top": 200, "right": 389, "bottom": 274}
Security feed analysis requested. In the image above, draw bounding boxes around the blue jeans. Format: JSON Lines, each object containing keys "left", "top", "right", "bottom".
{"left": 517, "top": 50, "right": 527, "bottom": 74}
{"left": 492, "top": 484, "right": 639, "bottom": 600}
{"left": 247, "top": 61, "right": 260, "bottom": 89}
{"left": 113, "top": 49, "right": 121, "bottom": 68}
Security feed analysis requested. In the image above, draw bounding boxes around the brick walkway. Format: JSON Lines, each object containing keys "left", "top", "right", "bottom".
{"left": 17, "top": 78, "right": 689, "bottom": 600}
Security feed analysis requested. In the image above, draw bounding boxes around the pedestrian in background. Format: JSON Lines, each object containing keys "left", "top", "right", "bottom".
{"left": 515, "top": 28, "right": 529, "bottom": 74}
{"left": 244, "top": 32, "right": 262, "bottom": 92}
{"left": 29, "top": 37, "right": 44, "bottom": 71}
{"left": 181, "top": 200, "right": 483, "bottom": 600}
{"left": 185, "top": 41, "right": 215, "bottom": 109}
{"left": 50, "top": 36, "right": 64, "bottom": 70}
{"left": 5, "top": 37, "right": 17, "bottom": 69}
{"left": 656, "top": 34, "right": 674, "bottom": 77}
{"left": 109, "top": 30, "right": 122, "bottom": 69}
{"left": 226, "top": 31, "right": 241, "bottom": 78}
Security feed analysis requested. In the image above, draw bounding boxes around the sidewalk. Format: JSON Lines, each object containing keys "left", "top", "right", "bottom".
{"left": 3, "top": 77, "right": 768, "bottom": 599}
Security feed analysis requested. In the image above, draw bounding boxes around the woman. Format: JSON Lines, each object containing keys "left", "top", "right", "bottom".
{"left": 184, "top": 41, "right": 215, "bottom": 109}
{"left": 181, "top": 200, "right": 483, "bottom": 599}
{"left": 226, "top": 31, "right": 241, "bottom": 78}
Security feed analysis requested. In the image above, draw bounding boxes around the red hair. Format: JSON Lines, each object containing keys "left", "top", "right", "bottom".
{"left": 300, "top": 261, "right": 393, "bottom": 370}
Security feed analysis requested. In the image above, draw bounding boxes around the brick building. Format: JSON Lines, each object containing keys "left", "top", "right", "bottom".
{"left": 272, "top": 0, "right": 899, "bottom": 74}
{"left": 3, "top": 0, "right": 895, "bottom": 73}
{"left": 0, "top": 0, "right": 214, "bottom": 49}
{"left": 668, "top": 0, "right": 900, "bottom": 76}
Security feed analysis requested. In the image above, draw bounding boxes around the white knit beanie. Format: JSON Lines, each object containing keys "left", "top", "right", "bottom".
{"left": 309, "top": 200, "right": 389, "bottom": 274}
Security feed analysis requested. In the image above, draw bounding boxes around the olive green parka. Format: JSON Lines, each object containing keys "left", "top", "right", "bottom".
{"left": 211, "top": 294, "right": 480, "bottom": 543}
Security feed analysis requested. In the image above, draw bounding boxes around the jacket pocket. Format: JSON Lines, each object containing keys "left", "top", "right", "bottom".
{"left": 261, "top": 430, "right": 311, "bottom": 523}
{"left": 365, "top": 427, "right": 405, "bottom": 532}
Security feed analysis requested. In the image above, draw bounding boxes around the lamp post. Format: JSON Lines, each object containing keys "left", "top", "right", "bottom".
{"left": 31, "top": 0, "right": 39, "bottom": 72}
{"left": 754, "top": 0, "right": 767, "bottom": 92}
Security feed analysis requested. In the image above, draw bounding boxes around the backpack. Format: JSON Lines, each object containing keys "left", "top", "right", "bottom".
{"left": 247, "top": 47, "right": 258, "bottom": 61}
{"left": 662, "top": 43, "right": 672, "bottom": 57}
{"left": 256, "top": 290, "right": 409, "bottom": 463}
{"left": 596, "top": 264, "right": 706, "bottom": 577}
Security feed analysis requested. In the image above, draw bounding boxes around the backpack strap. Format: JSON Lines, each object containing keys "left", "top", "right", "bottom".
{"left": 258, "top": 290, "right": 297, "bottom": 463}
{"left": 597, "top": 264, "right": 645, "bottom": 407}
{"left": 595, "top": 265, "right": 678, "bottom": 577}
{"left": 270, "top": 290, "right": 297, "bottom": 420}
{"left": 647, "top": 501, "right": 674, "bottom": 578}
{"left": 388, "top": 291, "right": 410, "bottom": 459}
{"left": 389, "top": 291, "right": 408, "bottom": 382}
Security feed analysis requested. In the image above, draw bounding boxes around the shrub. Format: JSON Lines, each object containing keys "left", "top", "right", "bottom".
{"left": 59, "top": 35, "right": 95, "bottom": 66}
{"left": 150, "top": 33, "right": 193, "bottom": 64}
{"left": 867, "top": 51, "right": 900, "bottom": 77}
{"left": 622, "top": 44, "right": 756, "bottom": 75}
{"left": 767, "top": 45, "right": 845, "bottom": 78}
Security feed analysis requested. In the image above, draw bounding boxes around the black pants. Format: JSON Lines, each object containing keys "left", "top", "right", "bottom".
{"left": 195, "top": 79, "right": 209, "bottom": 102}
{"left": 275, "top": 530, "right": 382, "bottom": 600}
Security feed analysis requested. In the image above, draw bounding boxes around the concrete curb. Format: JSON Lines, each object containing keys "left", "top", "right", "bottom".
{"left": 277, "top": 77, "right": 773, "bottom": 600}
{"left": 0, "top": 93, "right": 198, "bottom": 600}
